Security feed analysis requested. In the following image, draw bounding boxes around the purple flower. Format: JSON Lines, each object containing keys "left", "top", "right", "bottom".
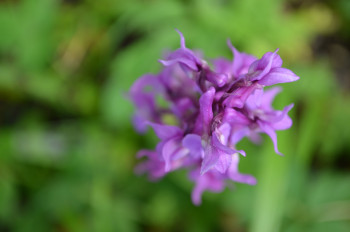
{"left": 130, "top": 30, "right": 299, "bottom": 205}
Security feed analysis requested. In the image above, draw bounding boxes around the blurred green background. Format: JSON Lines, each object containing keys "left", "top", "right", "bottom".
{"left": 0, "top": 0, "right": 350, "bottom": 231}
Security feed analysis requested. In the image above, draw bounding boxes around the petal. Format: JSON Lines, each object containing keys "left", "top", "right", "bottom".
{"left": 223, "top": 84, "right": 257, "bottom": 108}
{"left": 245, "top": 88, "right": 264, "bottom": 110}
{"left": 260, "top": 87, "right": 282, "bottom": 111}
{"left": 135, "top": 150, "right": 166, "bottom": 180}
{"left": 136, "top": 149, "right": 157, "bottom": 159}
{"left": 162, "top": 137, "right": 186, "bottom": 172}
{"left": 206, "top": 70, "right": 228, "bottom": 87}
{"left": 258, "top": 121, "right": 283, "bottom": 155}
{"left": 258, "top": 67, "right": 300, "bottom": 86}
{"left": 129, "top": 74, "right": 165, "bottom": 130}
{"left": 146, "top": 122, "right": 182, "bottom": 140}
{"left": 159, "top": 57, "right": 198, "bottom": 71}
{"left": 212, "top": 57, "right": 232, "bottom": 75}
{"left": 268, "top": 103, "right": 294, "bottom": 123}
{"left": 175, "top": 28, "right": 186, "bottom": 49}
{"left": 229, "top": 172, "right": 257, "bottom": 185}
{"left": 228, "top": 41, "right": 243, "bottom": 76}
{"left": 191, "top": 180, "right": 204, "bottom": 205}
{"left": 271, "top": 104, "right": 294, "bottom": 130}
{"left": 215, "top": 153, "right": 232, "bottom": 174}
{"left": 212, "top": 131, "right": 236, "bottom": 154}
{"left": 201, "top": 87, "right": 216, "bottom": 125}
{"left": 158, "top": 30, "right": 202, "bottom": 72}
{"left": 277, "top": 103, "right": 294, "bottom": 121}
{"left": 216, "top": 123, "right": 231, "bottom": 144}
{"left": 129, "top": 74, "right": 162, "bottom": 97}
{"left": 248, "top": 49, "right": 279, "bottom": 81}
{"left": 249, "top": 49, "right": 282, "bottom": 72}
{"left": 172, "top": 97, "right": 196, "bottom": 119}
{"left": 182, "top": 134, "right": 204, "bottom": 158}
{"left": 230, "top": 126, "right": 250, "bottom": 145}
{"left": 248, "top": 132, "right": 262, "bottom": 144}
{"left": 132, "top": 114, "right": 148, "bottom": 133}
{"left": 272, "top": 114, "right": 292, "bottom": 130}
{"left": 201, "top": 145, "right": 220, "bottom": 175}
{"left": 190, "top": 170, "right": 225, "bottom": 205}
{"left": 227, "top": 40, "right": 257, "bottom": 77}
{"left": 223, "top": 108, "right": 250, "bottom": 125}
{"left": 195, "top": 87, "right": 215, "bottom": 134}
{"left": 228, "top": 154, "right": 257, "bottom": 185}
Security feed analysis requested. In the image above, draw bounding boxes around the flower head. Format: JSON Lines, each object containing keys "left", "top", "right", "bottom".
{"left": 130, "top": 30, "right": 299, "bottom": 205}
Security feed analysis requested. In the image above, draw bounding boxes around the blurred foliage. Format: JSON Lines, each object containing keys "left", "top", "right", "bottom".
{"left": 0, "top": 0, "right": 349, "bottom": 231}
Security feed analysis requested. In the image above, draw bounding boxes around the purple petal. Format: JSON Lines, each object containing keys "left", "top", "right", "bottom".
{"left": 162, "top": 137, "right": 182, "bottom": 172}
{"left": 159, "top": 30, "right": 203, "bottom": 72}
{"left": 229, "top": 172, "right": 257, "bottom": 185}
{"left": 132, "top": 114, "right": 148, "bottom": 133}
{"left": 129, "top": 74, "right": 166, "bottom": 131}
{"left": 272, "top": 114, "right": 292, "bottom": 130}
{"left": 228, "top": 41, "right": 243, "bottom": 76}
{"left": 248, "top": 132, "right": 262, "bottom": 144}
{"left": 200, "top": 87, "right": 216, "bottom": 124}
{"left": 212, "top": 58, "right": 232, "bottom": 75}
{"left": 215, "top": 153, "right": 232, "bottom": 174}
{"left": 260, "top": 87, "right": 282, "bottom": 111}
{"left": 245, "top": 88, "right": 264, "bottom": 110}
{"left": 190, "top": 169, "right": 225, "bottom": 205}
{"left": 223, "top": 108, "right": 250, "bottom": 125}
{"left": 216, "top": 123, "right": 231, "bottom": 144}
{"left": 195, "top": 87, "right": 215, "bottom": 134}
{"left": 258, "top": 67, "right": 300, "bottom": 86}
{"left": 277, "top": 103, "right": 294, "bottom": 121}
{"left": 175, "top": 29, "right": 186, "bottom": 49}
{"left": 271, "top": 104, "right": 294, "bottom": 130}
{"left": 228, "top": 154, "right": 257, "bottom": 185}
{"left": 159, "top": 57, "right": 199, "bottom": 71}
{"left": 249, "top": 49, "right": 282, "bottom": 71}
{"left": 136, "top": 149, "right": 156, "bottom": 159}
{"left": 227, "top": 40, "right": 257, "bottom": 77}
{"left": 201, "top": 145, "right": 220, "bottom": 175}
{"left": 212, "top": 131, "right": 236, "bottom": 154}
{"left": 217, "top": 123, "right": 248, "bottom": 155}
{"left": 171, "top": 97, "right": 196, "bottom": 119}
{"left": 147, "top": 122, "right": 182, "bottom": 140}
{"left": 248, "top": 49, "right": 279, "bottom": 81}
{"left": 206, "top": 71, "right": 228, "bottom": 87}
{"left": 135, "top": 150, "right": 166, "bottom": 180}
{"left": 230, "top": 126, "right": 250, "bottom": 145}
{"left": 223, "top": 84, "right": 258, "bottom": 108}
{"left": 267, "top": 103, "right": 294, "bottom": 123}
{"left": 182, "top": 134, "right": 204, "bottom": 158}
{"left": 258, "top": 121, "right": 283, "bottom": 155}
{"left": 129, "top": 74, "right": 162, "bottom": 97}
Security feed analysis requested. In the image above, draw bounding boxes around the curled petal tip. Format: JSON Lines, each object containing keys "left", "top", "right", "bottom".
{"left": 158, "top": 59, "right": 167, "bottom": 64}
{"left": 237, "top": 150, "right": 246, "bottom": 157}
{"left": 175, "top": 29, "right": 186, "bottom": 48}
{"left": 158, "top": 59, "right": 172, "bottom": 66}
{"left": 227, "top": 39, "right": 239, "bottom": 55}
{"left": 226, "top": 39, "right": 234, "bottom": 49}
{"left": 247, "top": 177, "right": 257, "bottom": 185}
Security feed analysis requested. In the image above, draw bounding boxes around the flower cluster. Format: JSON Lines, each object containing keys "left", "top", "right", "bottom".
{"left": 130, "top": 30, "right": 299, "bottom": 205}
